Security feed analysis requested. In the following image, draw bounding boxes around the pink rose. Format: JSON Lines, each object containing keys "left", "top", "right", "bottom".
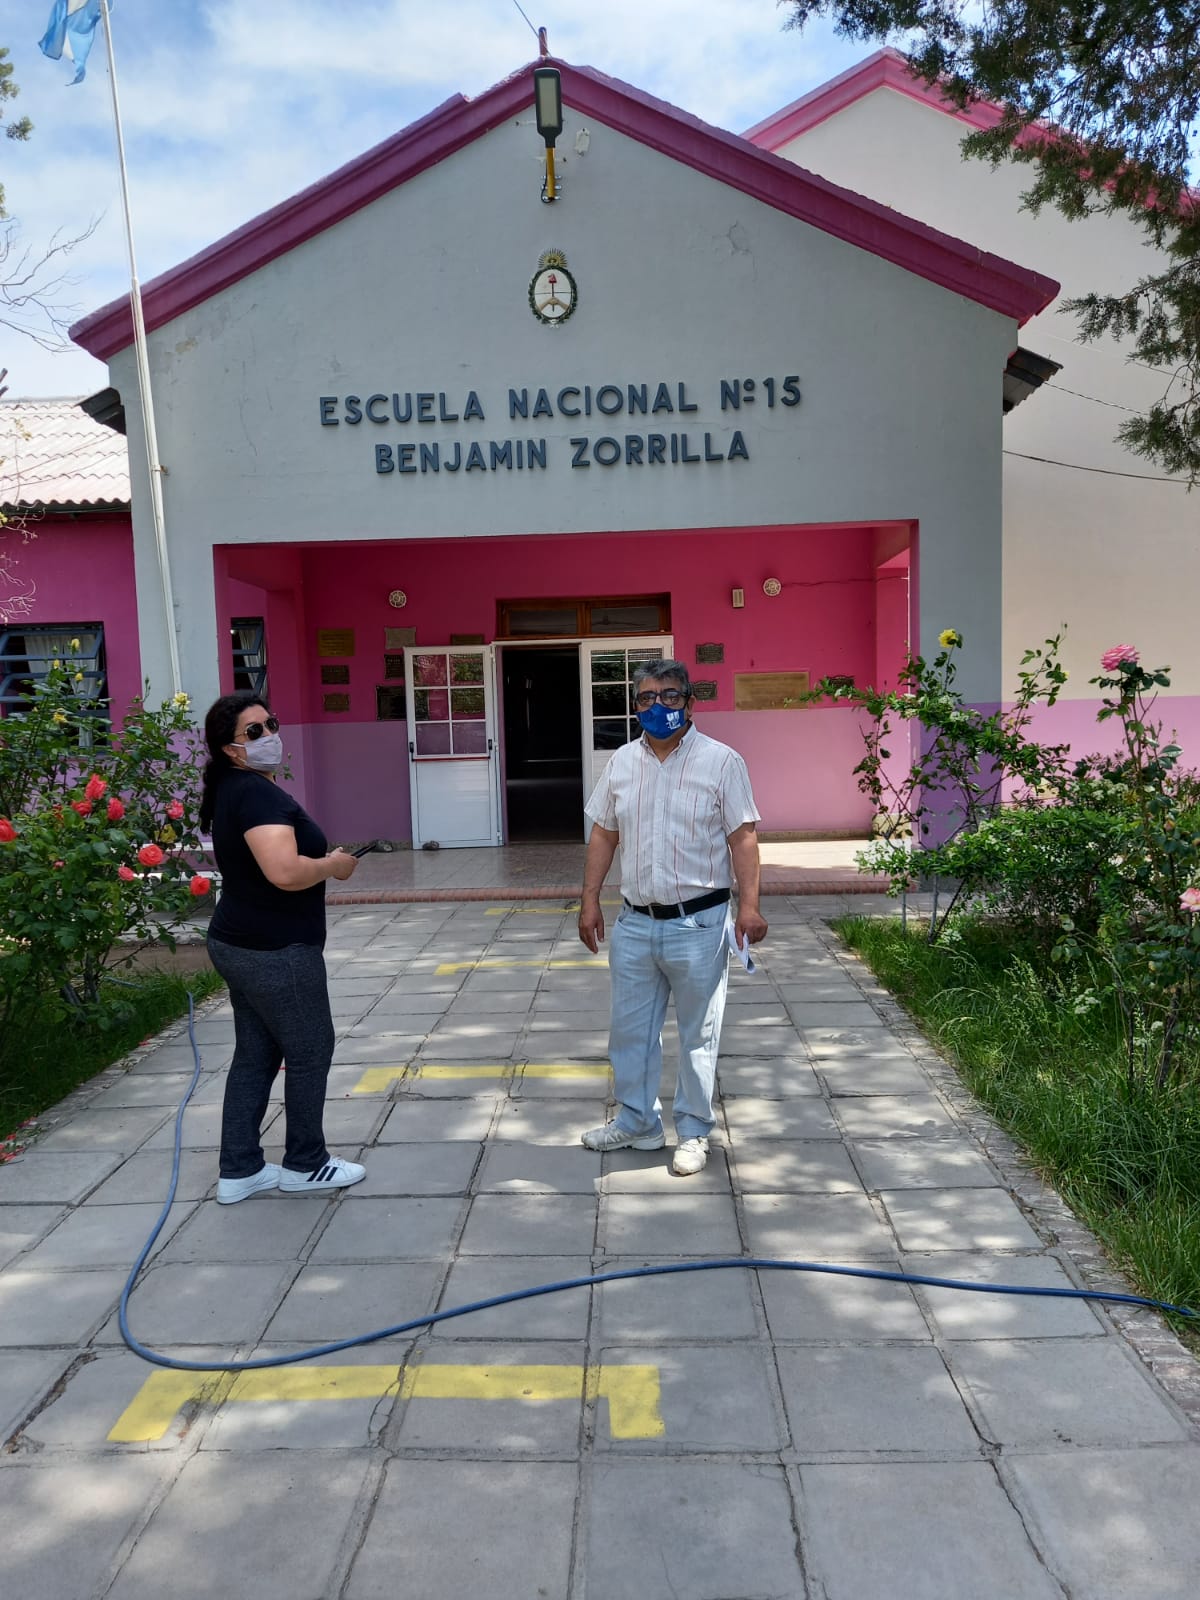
{"left": 166, "top": 800, "right": 185, "bottom": 821}
{"left": 71, "top": 799, "right": 93, "bottom": 817}
{"left": 52, "top": 859, "right": 65, "bottom": 870}
{"left": 1100, "top": 645, "right": 1140, "bottom": 672}
{"left": 189, "top": 874, "right": 211, "bottom": 896}
{"left": 84, "top": 774, "right": 108, "bottom": 801}
{"left": 137, "top": 843, "right": 165, "bottom": 868}
{"left": 107, "top": 798, "right": 125, "bottom": 822}
{"left": 1181, "top": 886, "right": 1200, "bottom": 914}
{"left": 117, "top": 864, "right": 136, "bottom": 882}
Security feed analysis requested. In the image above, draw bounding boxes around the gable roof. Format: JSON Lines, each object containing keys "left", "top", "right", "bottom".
{"left": 0, "top": 399, "right": 130, "bottom": 511}
{"left": 71, "top": 56, "right": 1056, "bottom": 364}
{"left": 744, "top": 47, "right": 1010, "bottom": 152}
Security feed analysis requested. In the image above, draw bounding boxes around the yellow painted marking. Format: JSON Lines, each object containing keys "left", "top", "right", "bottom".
{"left": 435, "top": 958, "right": 608, "bottom": 974}
{"left": 109, "top": 1362, "right": 663, "bottom": 1442}
{"left": 350, "top": 1065, "right": 410, "bottom": 1094}
{"left": 519, "top": 1064, "right": 611, "bottom": 1079}
{"left": 485, "top": 906, "right": 581, "bottom": 915}
{"left": 412, "top": 1064, "right": 515, "bottom": 1080}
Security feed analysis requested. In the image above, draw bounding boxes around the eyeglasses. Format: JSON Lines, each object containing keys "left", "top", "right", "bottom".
{"left": 634, "top": 689, "right": 688, "bottom": 709}
{"left": 238, "top": 716, "right": 280, "bottom": 742}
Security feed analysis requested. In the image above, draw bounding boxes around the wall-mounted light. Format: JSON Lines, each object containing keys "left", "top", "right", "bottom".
{"left": 731, "top": 587, "right": 745, "bottom": 609}
{"left": 763, "top": 577, "right": 782, "bottom": 597}
{"left": 534, "top": 66, "right": 563, "bottom": 203}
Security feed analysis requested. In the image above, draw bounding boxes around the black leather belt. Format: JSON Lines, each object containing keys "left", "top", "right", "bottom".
{"left": 624, "top": 888, "right": 730, "bottom": 921}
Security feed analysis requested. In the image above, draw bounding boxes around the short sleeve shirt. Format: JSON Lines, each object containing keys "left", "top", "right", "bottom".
{"left": 584, "top": 725, "right": 760, "bottom": 905}
{"left": 207, "top": 770, "right": 328, "bottom": 950}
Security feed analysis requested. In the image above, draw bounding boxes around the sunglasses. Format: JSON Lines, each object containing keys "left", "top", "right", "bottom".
{"left": 239, "top": 716, "right": 280, "bottom": 742}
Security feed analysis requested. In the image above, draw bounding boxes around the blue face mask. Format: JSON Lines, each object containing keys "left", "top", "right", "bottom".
{"left": 637, "top": 702, "right": 688, "bottom": 740}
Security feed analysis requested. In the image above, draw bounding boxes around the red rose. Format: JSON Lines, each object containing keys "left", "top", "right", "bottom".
{"left": 107, "top": 798, "right": 125, "bottom": 822}
{"left": 189, "top": 874, "right": 211, "bottom": 896}
{"left": 166, "top": 800, "right": 185, "bottom": 821}
{"left": 0, "top": 817, "right": 16, "bottom": 843}
{"left": 71, "top": 800, "right": 93, "bottom": 817}
{"left": 84, "top": 774, "right": 108, "bottom": 801}
{"left": 118, "top": 864, "right": 136, "bottom": 882}
{"left": 137, "top": 843, "right": 165, "bottom": 867}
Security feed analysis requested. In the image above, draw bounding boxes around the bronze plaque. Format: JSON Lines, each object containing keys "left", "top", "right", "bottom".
{"left": 695, "top": 642, "right": 724, "bottom": 665}
{"left": 317, "top": 629, "right": 355, "bottom": 658}
{"left": 320, "top": 665, "right": 350, "bottom": 685}
{"left": 376, "top": 686, "right": 406, "bottom": 721}
{"left": 691, "top": 680, "right": 718, "bottom": 701}
{"left": 733, "top": 671, "right": 810, "bottom": 711}
{"left": 383, "top": 654, "right": 406, "bottom": 680}
{"left": 385, "top": 627, "right": 416, "bottom": 649}
{"left": 322, "top": 692, "right": 351, "bottom": 713}
{"left": 450, "top": 633, "right": 485, "bottom": 646}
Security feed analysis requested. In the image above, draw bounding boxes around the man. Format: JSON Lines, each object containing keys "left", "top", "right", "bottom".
{"left": 578, "top": 660, "right": 768, "bottom": 1176}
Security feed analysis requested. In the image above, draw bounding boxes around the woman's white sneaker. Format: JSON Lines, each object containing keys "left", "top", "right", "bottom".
{"left": 672, "top": 1137, "right": 710, "bottom": 1176}
{"left": 216, "top": 1163, "right": 282, "bottom": 1204}
{"left": 278, "top": 1156, "right": 366, "bottom": 1193}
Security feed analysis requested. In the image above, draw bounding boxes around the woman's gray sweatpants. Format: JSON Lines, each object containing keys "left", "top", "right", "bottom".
{"left": 207, "top": 935, "right": 334, "bottom": 1179}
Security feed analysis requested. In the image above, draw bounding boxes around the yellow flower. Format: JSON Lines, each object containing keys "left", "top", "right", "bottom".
{"left": 172, "top": 692, "right": 190, "bottom": 709}
{"left": 938, "top": 629, "right": 961, "bottom": 650}
{"left": 69, "top": 638, "right": 81, "bottom": 651}
{"left": 158, "top": 823, "right": 177, "bottom": 844}
{"left": 52, "top": 711, "right": 68, "bottom": 725}
{"left": 52, "top": 658, "right": 61, "bottom": 669}
{"left": 74, "top": 671, "right": 85, "bottom": 683}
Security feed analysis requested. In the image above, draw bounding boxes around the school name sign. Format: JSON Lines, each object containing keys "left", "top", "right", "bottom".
{"left": 317, "top": 375, "right": 801, "bottom": 477}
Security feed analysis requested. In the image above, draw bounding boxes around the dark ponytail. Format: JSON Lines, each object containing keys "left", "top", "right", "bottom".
{"left": 199, "top": 691, "right": 271, "bottom": 832}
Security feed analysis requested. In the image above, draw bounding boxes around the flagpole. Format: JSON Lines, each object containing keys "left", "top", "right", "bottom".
{"left": 98, "top": 0, "right": 182, "bottom": 698}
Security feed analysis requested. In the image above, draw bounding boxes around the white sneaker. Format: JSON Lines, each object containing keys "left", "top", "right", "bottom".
{"left": 581, "top": 1121, "right": 666, "bottom": 1152}
{"left": 672, "top": 1137, "right": 710, "bottom": 1176}
{"left": 216, "top": 1163, "right": 281, "bottom": 1204}
{"left": 278, "top": 1155, "right": 366, "bottom": 1193}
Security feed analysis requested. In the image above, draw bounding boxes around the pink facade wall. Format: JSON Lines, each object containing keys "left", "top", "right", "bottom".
{"left": 9, "top": 515, "right": 142, "bottom": 713}
{"left": 215, "top": 524, "right": 908, "bottom": 839}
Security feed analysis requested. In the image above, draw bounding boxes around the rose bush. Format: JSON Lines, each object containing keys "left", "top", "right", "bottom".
{"left": 0, "top": 655, "right": 208, "bottom": 1024}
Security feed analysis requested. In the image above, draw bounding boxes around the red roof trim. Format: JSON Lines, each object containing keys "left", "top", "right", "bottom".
{"left": 71, "top": 56, "right": 1056, "bottom": 360}
{"left": 743, "top": 48, "right": 1007, "bottom": 151}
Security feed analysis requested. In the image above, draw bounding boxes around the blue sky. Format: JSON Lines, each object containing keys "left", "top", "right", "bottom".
{"left": 1, "top": 0, "right": 871, "bottom": 396}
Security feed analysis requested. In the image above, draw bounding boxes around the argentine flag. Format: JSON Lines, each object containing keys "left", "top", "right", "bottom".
{"left": 39, "top": 0, "right": 111, "bottom": 84}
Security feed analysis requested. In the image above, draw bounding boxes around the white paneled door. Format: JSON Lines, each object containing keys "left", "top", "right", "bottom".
{"left": 405, "top": 646, "right": 501, "bottom": 849}
{"left": 577, "top": 637, "right": 672, "bottom": 839}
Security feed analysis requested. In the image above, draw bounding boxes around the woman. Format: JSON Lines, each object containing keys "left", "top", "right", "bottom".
{"left": 200, "top": 691, "right": 365, "bottom": 1204}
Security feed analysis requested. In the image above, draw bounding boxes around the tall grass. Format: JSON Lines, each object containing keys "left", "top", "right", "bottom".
{"left": 836, "top": 916, "right": 1200, "bottom": 1341}
{"left": 0, "top": 969, "right": 225, "bottom": 1135}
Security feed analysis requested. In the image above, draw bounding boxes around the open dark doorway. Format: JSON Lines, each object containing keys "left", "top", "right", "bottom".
{"left": 501, "top": 646, "right": 583, "bottom": 840}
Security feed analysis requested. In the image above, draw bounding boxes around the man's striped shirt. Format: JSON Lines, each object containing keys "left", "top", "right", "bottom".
{"left": 584, "top": 725, "right": 760, "bottom": 906}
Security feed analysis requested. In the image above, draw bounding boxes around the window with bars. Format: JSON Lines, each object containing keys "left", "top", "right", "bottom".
{"left": 497, "top": 594, "right": 669, "bottom": 639}
{"left": 0, "top": 624, "right": 108, "bottom": 725}
{"left": 231, "top": 618, "right": 268, "bottom": 700}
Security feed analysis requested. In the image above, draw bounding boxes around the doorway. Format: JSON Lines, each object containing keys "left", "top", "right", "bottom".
{"left": 501, "top": 646, "right": 584, "bottom": 840}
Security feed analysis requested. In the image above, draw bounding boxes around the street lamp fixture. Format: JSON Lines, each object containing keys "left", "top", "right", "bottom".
{"left": 534, "top": 66, "right": 563, "bottom": 202}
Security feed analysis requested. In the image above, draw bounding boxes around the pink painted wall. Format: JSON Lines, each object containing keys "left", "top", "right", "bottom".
{"left": 12, "top": 514, "right": 142, "bottom": 714}
{"left": 213, "top": 525, "right": 897, "bottom": 838}
{"left": 1023, "top": 697, "right": 1200, "bottom": 776}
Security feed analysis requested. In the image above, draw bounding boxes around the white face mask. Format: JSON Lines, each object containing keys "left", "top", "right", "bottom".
{"left": 241, "top": 732, "right": 284, "bottom": 772}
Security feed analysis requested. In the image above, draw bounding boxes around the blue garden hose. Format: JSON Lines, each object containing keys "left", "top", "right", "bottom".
{"left": 117, "top": 993, "right": 1196, "bottom": 1374}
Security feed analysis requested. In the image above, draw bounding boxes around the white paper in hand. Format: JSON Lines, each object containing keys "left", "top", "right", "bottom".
{"left": 725, "top": 909, "right": 756, "bottom": 974}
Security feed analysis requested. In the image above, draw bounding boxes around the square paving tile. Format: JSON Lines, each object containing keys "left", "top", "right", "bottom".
{"left": 598, "top": 1342, "right": 784, "bottom": 1451}
{"left": 0, "top": 1151, "right": 122, "bottom": 1204}
{"left": 946, "top": 1338, "right": 1192, "bottom": 1447}
{"left": 21, "top": 1202, "right": 194, "bottom": 1270}
{"left": 730, "top": 1139, "right": 862, "bottom": 1193}
{"left": 600, "top": 1193, "right": 741, "bottom": 1257}
{"left": 376, "top": 1098, "right": 498, "bottom": 1143}
{"left": 432, "top": 1255, "right": 593, "bottom": 1341}
{"left": 835, "top": 1092, "right": 959, "bottom": 1138}
{"left": 477, "top": 1141, "right": 601, "bottom": 1194}
{"left": 309, "top": 1197, "right": 463, "bottom": 1262}
{"left": 905, "top": 1252, "right": 1105, "bottom": 1339}
{"left": 82, "top": 1149, "right": 216, "bottom": 1206}
{"left": 818, "top": 1055, "right": 939, "bottom": 1095}
{"left": 346, "top": 1460, "right": 575, "bottom": 1599}
{"left": 460, "top": 1193, "right": 598, "bottom": 1256}
{"left": 356, "top": 1141, "right": 481, "bottom": 1196}
{"left": 742, "top": 1193, "right": 895, "bottom": 1257}
{"left": 265, "top": 1261, "right": 443, "bottom": 1343}
{"left": 0, "top": 1350, "right": 74, "bottom": 1441}
{"left": 155, "top": 1195, "right": 327, "bottom": 1263}
{"left": 142, "top": 1102, "right": 281, "bottom": 1151}
{"left": 596, "top": 1257, "right": 761, "bottom": 1342}
{"left": 722, "top": 1096, "right": 842, "bottom": 1142}
{"left": 107, "top": 1453, "right": 374, "bottom": 1600}
{"left": 785, "top": 1001, "right": 886, "bottom": 1028}
{"left": 852, "top": 1137, "right": 1000, "bottom": 1189}
{"left": 389, "top": 1340, "right": 586, "bottom": 1453}
{"left": 758, "top": 1258, "right": 930, "bottom": 1341}
{"left": 777, "top": 1344, "right": 981, "bottom": 1454}
{"left": 0, "top": 1203, "right": 68, "bottom": 1267}
{"left": 881, "top": 1189, "right": 1044, "bottom": 1252}
{"left": 599, "top": 1146, "right": 731, "bottom": 1194}
{"left": 0, "top": 1268, "right": 127, "bottom": 1345}
{"left": 715, "top": 1057, "right": 823, "bottom": 1096}
{"left": 799, "top": 1461, "right": 1063, "bottom": 1599}
{"left": 105, "top": 1261, "right": 294, "bottom": 1346}
{"left": 586, "top": 1460, "right": 803, "bottom": 1599}
{"left": 803, "top": 1026, "right": 917, "bottom": 1060}
{"left": 495, "top": 1098, "right": 610, "bottom": 1145}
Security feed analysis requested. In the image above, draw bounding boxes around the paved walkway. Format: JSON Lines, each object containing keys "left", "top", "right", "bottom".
{"left": 2, "top": 894, "right": 1199, "bottom": 1599}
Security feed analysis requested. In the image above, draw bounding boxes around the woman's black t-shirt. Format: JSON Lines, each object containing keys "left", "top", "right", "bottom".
{"left": 207, "top": 770, "right": 328, "bottom": 950}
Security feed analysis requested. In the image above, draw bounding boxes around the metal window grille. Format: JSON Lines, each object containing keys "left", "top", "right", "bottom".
{"left": 231, "top": 618, "right": 268, "bottom": 699}
{"left": 0, "top": 624, "right": 108, "bottom": 732}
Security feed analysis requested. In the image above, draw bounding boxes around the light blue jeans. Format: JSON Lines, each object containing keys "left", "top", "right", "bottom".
{"left": 607, "top": 899, "right": 730, "bottom": 1141}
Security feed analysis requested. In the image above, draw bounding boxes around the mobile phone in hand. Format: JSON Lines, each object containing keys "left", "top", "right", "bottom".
{"left": 349, "top": 843, "right": 376, "bottom": 858}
